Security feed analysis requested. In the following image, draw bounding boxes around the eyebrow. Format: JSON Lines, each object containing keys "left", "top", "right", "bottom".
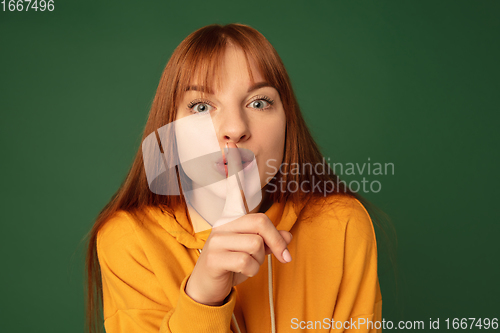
{"left": 247, "top": 81, "right": 273, "bottom": 92}
{"left": 185, "top": 85, "right": 214, "bottom": 94}
{"left": 185, "top": 81, "right": 274, "bottom": 94}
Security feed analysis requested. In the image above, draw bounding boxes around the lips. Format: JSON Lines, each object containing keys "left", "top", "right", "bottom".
{"left": 214, "top": 147, "right": 255, "bottom": 177}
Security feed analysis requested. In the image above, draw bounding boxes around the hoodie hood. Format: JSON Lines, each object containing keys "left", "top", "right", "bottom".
{"left": 146, "top": 198, "right": 309, "bottom": 249}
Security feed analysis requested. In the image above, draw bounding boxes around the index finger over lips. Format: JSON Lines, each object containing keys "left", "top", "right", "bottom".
{"left": 213, "top": 142, "right": 247, "bottom": 228}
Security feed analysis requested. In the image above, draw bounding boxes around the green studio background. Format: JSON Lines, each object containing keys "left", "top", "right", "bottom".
{"left": 1, "top": 0, "right": 499, "bottom": 331}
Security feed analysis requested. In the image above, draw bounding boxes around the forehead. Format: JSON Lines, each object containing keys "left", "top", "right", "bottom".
{"left": 188, "top": 45, "right": 265, "bottom": 94}
{"left": 222, "top": 45, "right": 263, "bottom": 79}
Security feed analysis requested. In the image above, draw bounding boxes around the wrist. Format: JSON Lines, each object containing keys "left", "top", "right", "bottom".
{"left": 185, "top": 276, "right": 225, "bottom": 306}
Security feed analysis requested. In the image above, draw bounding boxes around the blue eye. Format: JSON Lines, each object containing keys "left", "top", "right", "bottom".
{"left": 187, "top": 100, "right": 214, "bottom": 114}
{"left": 248, "top": 96, "right": 274, "bottom": 110}
{"left": 193, "top": 103, "right": 211, "bottom": 113}
{"left": 249, "top": 100, "right": 269, "bottom": 109}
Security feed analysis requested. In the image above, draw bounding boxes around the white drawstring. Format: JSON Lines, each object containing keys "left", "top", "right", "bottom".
{"left": 268, "top": 253, "right": 276, "bottom": 333}
{"left": 197, "top": 249, "right": 242, "bottom": 333}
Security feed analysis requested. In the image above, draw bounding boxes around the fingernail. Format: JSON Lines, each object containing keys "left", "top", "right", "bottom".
{"left": 224, "top": 142, "right": 229, "bottom": 156}
{"left": 282, "top": 248, "right": 292, "bottom": 263}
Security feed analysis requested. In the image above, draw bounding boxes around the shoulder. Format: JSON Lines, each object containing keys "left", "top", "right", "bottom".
{"left": 301, "top": 194, "right": 370, "bottom": 222}
{"left": 97, "top": 210, "right": 138, "bottom": 249}
{"left": 300, "top": 194, "right": 375, "bottom": 242}
{"left": 96, "top": 210, "right": 149, "bottom": 266}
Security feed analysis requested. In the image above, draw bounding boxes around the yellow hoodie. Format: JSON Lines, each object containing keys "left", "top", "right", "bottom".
{"left": 97, "top": 194, "right": 382, "bottom": 332}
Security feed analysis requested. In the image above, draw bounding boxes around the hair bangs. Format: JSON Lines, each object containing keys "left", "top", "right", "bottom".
{"left": 174, "top": 36, "right": 226, "bottom": 110}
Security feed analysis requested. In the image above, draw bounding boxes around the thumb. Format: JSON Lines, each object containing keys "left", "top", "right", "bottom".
{"left": 264, "top": 230, "right": 293, "bottom": 256}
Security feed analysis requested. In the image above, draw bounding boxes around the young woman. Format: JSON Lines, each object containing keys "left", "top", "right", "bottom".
{"left": 85, "top": 23, "right": 383, "bottom": 333}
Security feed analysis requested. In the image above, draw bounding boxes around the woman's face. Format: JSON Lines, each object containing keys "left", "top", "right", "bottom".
{"left": 174, "top": 44, "right": 286, "bottom": 202}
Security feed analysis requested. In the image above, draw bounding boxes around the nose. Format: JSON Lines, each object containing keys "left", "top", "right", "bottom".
{"left": 217, "top": 107, "right": 250, "bottom": 144}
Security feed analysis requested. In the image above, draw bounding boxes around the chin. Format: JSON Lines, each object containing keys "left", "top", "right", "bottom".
{"left": 185, "top": 174, "right": 266, "bottom": 212}
{"left": 190, "top": 178, "right": 228, "bottom": 200}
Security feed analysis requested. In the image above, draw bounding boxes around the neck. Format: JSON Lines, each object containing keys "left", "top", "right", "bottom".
{"left": 185, "top": 185, "right": 225, "bottom": 227}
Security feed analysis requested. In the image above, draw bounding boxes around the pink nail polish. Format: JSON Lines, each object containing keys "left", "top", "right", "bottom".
{"left": 282, "top": 249, "right": 292, "bottom": 263}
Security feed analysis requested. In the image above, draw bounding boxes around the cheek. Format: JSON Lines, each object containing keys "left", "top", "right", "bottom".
{"left": 174, "top": 112, "right": 220, "bottom": 161}
{"left": 263, "top": 115, "right": 286, "bottom": 158}
{"left": 267, "top": 132, "right": 285, "bottom": 162}
{"left": 255, "top": 118, "right": 286, "bottom": 181}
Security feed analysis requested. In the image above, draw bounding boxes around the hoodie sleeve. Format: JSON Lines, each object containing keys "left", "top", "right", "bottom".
{"left": 96, "top": 213, "right": 237, "bottom": 333}
{"left": 330, "top": 199, "right": 383, "bottom": 332}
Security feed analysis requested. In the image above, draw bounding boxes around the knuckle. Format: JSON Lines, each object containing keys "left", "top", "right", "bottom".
{"left": 271, "top": 235, "right": 287, "bottom": 249}
{"left": 209, "top": 233, "right": 224, "bottom": 247}
{"left": 238, "top": 253, "right": 251, "bottom": 268}
{"left": 255, "top": 213, "right": 268, "bottom": 227}
{"left": 209, "top": 226, "right": 222, "bottom": 236}
{"left": 248, "top": 236, "right": 263, "bottom": 253}
{"left": 248, "top": 265, "right": 260, "bottom": 278}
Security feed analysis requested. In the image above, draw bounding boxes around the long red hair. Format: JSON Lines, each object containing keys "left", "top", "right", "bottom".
{"left": 83, "top": 23, "right": 397, "bottom": 333}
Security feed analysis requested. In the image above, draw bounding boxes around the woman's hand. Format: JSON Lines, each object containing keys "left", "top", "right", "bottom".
{"left": 185, "top": 142, "right": 293, "bottom": 306}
